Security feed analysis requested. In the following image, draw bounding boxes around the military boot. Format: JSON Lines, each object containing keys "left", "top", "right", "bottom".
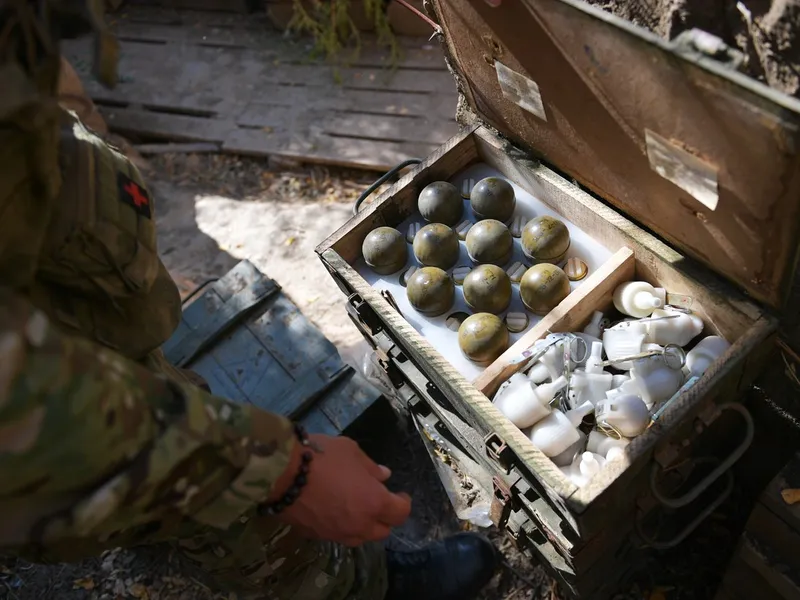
{"left": 384, "top": 532, "right": 499, "bottom": 600}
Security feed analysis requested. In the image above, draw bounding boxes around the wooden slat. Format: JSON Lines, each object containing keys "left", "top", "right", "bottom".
{"left": 323, "top": 113, "right": 459, "bottom": 145}
{"left": 62, "top": 10, "right": 458, "bottom": 169}
{"left": 223, "top": 127, "right": 439, "bottom": 170}
{"left": 112, "top": 21, "right": 448, "bottom": 69}
{"left": 473, "top": 246, "right": 635, "bottom": 398}
{"left": 317, "top": 370, "right": 384, "bottom": 431}
{"left": 237, "top": 88, "right": 457, "bottom": 121}
{"left": 103, "top": 108, "right": 235, "bottom": 143}
{"left": 204, "top": 327, "right": 295, "bottom": 403}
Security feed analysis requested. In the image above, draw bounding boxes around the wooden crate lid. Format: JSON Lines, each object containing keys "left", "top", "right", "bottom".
{"left": 430, "top": 0, "right": 800, "bottom": 310}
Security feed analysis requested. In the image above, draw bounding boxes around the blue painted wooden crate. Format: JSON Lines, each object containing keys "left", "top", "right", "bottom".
{"left": 162, "top": 260, "right": 382, "bottom": 435}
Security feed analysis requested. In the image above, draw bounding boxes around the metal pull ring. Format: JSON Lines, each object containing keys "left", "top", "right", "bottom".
{"left": 649, "top": 402, "right": 753, "bottom": 509}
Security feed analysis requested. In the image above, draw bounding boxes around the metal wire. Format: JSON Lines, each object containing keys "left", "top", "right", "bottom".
{"left": 649, "top": 402, "right": 754, "bottom": 509}
{"left": 352, "top": 158, "right": 423, "bottom": 216}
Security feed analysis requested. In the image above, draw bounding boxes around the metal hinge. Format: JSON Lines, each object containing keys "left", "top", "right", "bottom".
{"left": 490, "top": 476, "right": 513, "bottom": 528}
{"left": 484, "top": 432, "right": 517, "bottom": 473}
{"left": 346, "top": 293, "right": 383, "bottom": 335}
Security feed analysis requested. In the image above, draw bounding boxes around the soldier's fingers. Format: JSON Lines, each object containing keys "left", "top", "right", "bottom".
{"left": 366, "top": 523, "right": 393, "bottom": 542}
{"left": 378, "top": 491, "right": 412, "bottom": 527}
{"left": 362, "top": 456, "right": 392, "bottom": 482}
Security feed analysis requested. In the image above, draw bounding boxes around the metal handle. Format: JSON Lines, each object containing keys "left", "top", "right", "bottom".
{"left": 637, "top": 458, "right": 734, "bottom": 550}
{"left": 650, "top": 402, "right": 753, "bottom": 509}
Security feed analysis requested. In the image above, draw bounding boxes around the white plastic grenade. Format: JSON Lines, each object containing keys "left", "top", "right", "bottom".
{"left": 560, "top": 452, "right": 606, "bottom": 487}
{"left": 685, "top": 336, "right": 731, "bottom": 378}
{"left": 493, "top": 374, "right": 567, "bottom": 429}
{"left": 613, "top": 281, "right": 667, "bottom": 318}
{"left": 645, "top": 308, "right": 704, "bottom": 346}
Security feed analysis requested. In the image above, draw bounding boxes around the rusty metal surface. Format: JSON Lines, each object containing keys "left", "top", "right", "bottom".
{"left": 431, "top": 0, "right": 800, "bottom": 310}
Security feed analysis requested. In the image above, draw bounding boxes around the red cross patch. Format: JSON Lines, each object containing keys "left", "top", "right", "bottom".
{"left": 118, "top": 172, "right": 152, "bottom": 219}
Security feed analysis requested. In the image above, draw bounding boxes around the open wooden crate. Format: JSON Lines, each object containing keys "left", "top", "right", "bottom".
{"left": 316, "top": 124, "right": 778, "bottom": 597}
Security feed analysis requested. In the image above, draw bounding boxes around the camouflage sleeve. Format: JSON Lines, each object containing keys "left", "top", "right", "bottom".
{"left": 0, "top": 287, "right": 298, "bottom": 558}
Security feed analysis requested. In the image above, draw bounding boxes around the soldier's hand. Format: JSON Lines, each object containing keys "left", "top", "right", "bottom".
{"left": 270, "top": 434, "right": 411, "bottom": 546}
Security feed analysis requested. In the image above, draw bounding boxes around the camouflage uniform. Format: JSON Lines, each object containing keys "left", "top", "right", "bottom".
{"left": 0, "top": 3, "right": 385, "bottom": 598}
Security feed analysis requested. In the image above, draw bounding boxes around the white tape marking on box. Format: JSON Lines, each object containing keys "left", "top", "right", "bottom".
{"left": 495, "top": 61, "right": 547, "bottom": 122}
{"left": 645, "top": 129, "right": 719, "bottom": 211}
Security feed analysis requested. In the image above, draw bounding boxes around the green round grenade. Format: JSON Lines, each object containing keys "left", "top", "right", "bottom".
{"left": 418, "top": 181, "right": 463, "bottom": 226}
{"left": 362, "top": 226, "right": 407, "bottom": 275}
{"left": 406, "top": 267, "right": 455, "bottom": 317}
{"left": 519, "top": 263, "right": 571, "bottom": 315}
{"left": 458, "top": 313, "right": 509, "bottom": 364}
{"left": 463, "top": 264, "right": 512, "bottom": 315}
{"left": 413, "top": 223, "right": 460, "bottom": 270}
{"left": 465, "top": 219, "right": 513, "bottom": 266}
{"left": 470, "top": 177, "right": 516, "bottom": 222}
{"left": 521, "top": 215, "right": 571, "bottom": 265}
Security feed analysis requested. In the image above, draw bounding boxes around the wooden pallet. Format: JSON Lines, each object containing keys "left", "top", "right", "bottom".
{"left": 63, "top": 6, "right": 459, "bottom": 170}
{"left": 714, "top": 453, "right": 800, "bottom": 600}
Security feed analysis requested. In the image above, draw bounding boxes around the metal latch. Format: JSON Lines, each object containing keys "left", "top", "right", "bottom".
{"left": 345, "top": 293, "right": 383, "bottom": 335}
{"left": 485, "top": 432, "right": 516, "bottom": 473}
{"left": 671, "top": 28, "right": 745, "bottom": 70}
{"left": 490, "top": 476, "right": 513, "bottom": 528}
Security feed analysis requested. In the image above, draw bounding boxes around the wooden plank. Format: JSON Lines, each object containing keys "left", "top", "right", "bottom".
{"left": 191, "top": 350, "right": 251, "bottom": 402}
{"left": 473, "top": 246, "right": 635, "bottom": 398}
{"left": 135, "top": 142, "right": 221, "bottom": 154}
{"left": 299, "top": 406, "right": 341, "bottom": 436}
{"left": 112, "top": 21, "right": 448, "bottom": 69}
{"left": 237, "top": 88, "right": 457, "bottom": 120}
{"left": 245, "top": 295, "right": 339, "bottom": 378}
{"left": 223, "top": 127, "right": 439, "bottom": 170}
{"left": 163, "top": 274, "right": 280, "bottom": 367}
{"left": 323, "top": 113, "right": 459, "bottom": 145}
{"left": 103, "top": 108, "right": 235, "bottom": 143}
{"left": 205, "top": 327, "right": 295, "bottom": 405}
{"left": 317, "top": 370, "right": 383, "bottom": 431}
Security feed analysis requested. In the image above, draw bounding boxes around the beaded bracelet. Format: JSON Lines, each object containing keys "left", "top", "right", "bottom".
{"left": 258, "top": 424, "right": 315, "bottom": 516}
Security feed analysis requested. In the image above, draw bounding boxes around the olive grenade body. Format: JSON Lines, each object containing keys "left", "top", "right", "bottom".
{"left": 521, "top": 216, "right": 570, "bottom": 265}
{"left": 406, "top": 267, "right": 455, "bottom": 317}
{"left": 362, "top": 227, "right": 408, "bottom": 275}
{"left": 463, "top": 265, "right": 512, "bottom": 315}
{"left": 458, "top": 313, "right": 509, "bottom": 364}
{"left": 413, "top": 223, "right": 460, "bottom": 270}
{"left": 519, "top": 263, "right": 571, "bottom": 315}
{"left": 470, "top": 177, "right": 516, "bottom": 222}
{"left": 418, "top": 181, "right": 463, "bottom": 226}
{"left": 465, "top": 220, "right": 513, "bottom": 266}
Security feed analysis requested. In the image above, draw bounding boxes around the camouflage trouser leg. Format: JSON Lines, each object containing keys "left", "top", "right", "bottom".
{"left": 176, "top": 513, "right": 387, "bottom": 600}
